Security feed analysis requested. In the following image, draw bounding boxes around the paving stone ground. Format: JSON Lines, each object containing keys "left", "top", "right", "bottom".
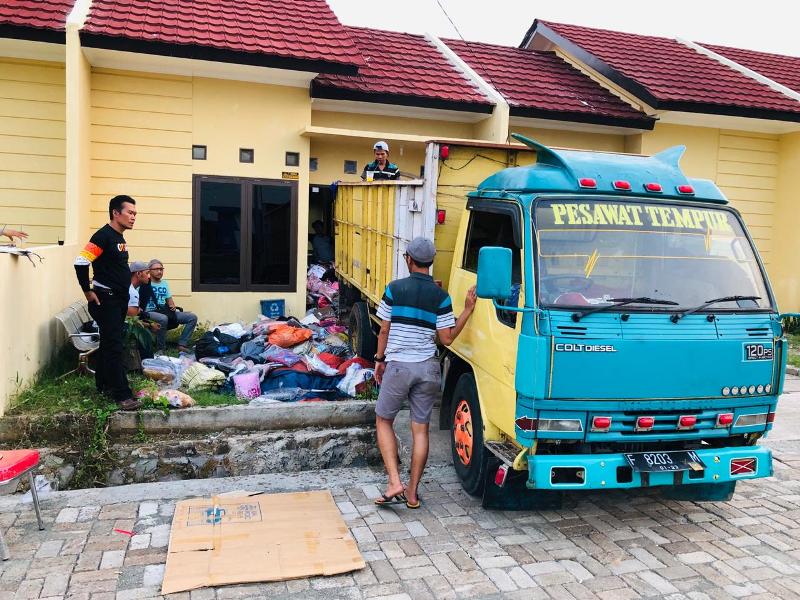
{"left": 2, "top": 379, "right": 800, "bottom": 600}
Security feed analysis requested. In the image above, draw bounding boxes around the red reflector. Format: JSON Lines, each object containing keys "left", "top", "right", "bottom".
{"left": 636, "top": 416, "right": 655, "bottom": 430}
{"left": 716, "top": 413, "right": 734, "bottom": 427}
{"left": 592, "top": 416, "right": 612, "bottom": 431}
{"left": 494, "top": 465, "right": 509, "bottom": 487}
{"left": 644, "top": 182, "right": 662, "bottom": 192}
{"left": 613, "top": 180, "right": 631, "bottom": 191}
{"left": 678, "top": 415, "right": 697, "bottom": 429}
{"left": 515, "top": 416, "right": 537, "bottom": 431}
{"left": 437, "top": 209, "right": 446, "bottom": 225}
{"left": 578, "top": 177, "right": 597, "bottom": 188}
{"left": 439, "top": 145, "right": 449, "bottom": 159}
{"left": 677, "top": 184, "right": 695, "bottom": 194}
{"left": 767, "top": 412, "right": 775, "bottom": 423}
{"left": 731, "top": 457, "right": 756, "bottom": 475}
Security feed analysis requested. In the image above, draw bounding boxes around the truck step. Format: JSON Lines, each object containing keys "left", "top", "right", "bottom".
{"left": 485, "top": 441, "right": 522, "bottom": 466}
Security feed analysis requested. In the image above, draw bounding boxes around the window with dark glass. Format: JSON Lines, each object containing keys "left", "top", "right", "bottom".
{"left": 239, "top": 148, "right": 254, "bottom": 163}
{"left": 192, "top": 176, "right": 297, "bottom": 292}
{"left": 344, "top": 160, "right": 357, "bottom": 174}
{"left": 463, "top": 209, "right": 522, "bottom": 327}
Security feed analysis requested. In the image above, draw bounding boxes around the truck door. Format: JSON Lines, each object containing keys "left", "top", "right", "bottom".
{"left": 449, "top": 202, "right": 524, "bottom": 437}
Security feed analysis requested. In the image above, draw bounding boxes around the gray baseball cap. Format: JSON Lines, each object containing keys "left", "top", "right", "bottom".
{"left": 373, "top": 140, "right": 389, "bottom": 152}
{"left": 406, "top": 237, "right": 436, "bottom": 263}
{"left": 129, "top": 260, "right": 149, "bottom": 273}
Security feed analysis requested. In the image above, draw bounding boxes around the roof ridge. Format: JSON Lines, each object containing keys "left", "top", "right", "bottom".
{"left": 684, "top": 39, "right": 800, "bottom": 103}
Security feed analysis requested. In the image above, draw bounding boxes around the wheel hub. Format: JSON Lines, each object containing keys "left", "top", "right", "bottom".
{"left": 453, "top": 399, "right": 473, "bottom": 466}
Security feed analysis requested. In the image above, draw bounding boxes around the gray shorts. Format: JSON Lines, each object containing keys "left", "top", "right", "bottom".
{"left": 376, "top": 358, "right": 441, "bottom": 424}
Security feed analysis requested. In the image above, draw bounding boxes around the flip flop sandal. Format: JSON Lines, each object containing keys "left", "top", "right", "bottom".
{"left": 406, "top": 496, "right": 422, "bottom": 509}
{"left": 374, "top": 492, "right": 407, "bottom": 507}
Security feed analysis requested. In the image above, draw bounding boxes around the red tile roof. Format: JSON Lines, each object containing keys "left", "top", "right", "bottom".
{"left": 82, "top": 0, "right": 363, "bottom": 75}
{"left": 444, "top": 38, "right": 654, "bottom": 129}
{"left": 532, "top": 20, "right": 800, "bottom": 121}
{"left": 0, "top": 0, "right": 72, "bottom": 41}
{"left": 312, "top": 26, "right": 493, "bottom": 113}
{"left": 701, "top": 44, "right": 800, "bottom": 95}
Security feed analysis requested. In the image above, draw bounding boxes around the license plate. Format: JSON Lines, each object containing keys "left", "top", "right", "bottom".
{"left": 624, "top": 450, "right": 706, "bottom": 473}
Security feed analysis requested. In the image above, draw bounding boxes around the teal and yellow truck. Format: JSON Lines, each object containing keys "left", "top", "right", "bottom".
{"left": 335, "top": 135, "right": 791, "bottom": 506}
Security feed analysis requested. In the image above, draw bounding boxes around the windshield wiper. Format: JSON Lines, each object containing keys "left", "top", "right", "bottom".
{"left": 572, "top": 297, "right": 679, "bottom": 322}
{"left": 670, "top": 295, "right": 761, "bottom": 323}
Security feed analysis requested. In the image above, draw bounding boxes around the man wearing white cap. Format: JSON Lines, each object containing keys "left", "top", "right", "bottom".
{"left": 361, "top": 140, "right": 400, "bottom": 181}
{"left": 372, "top": 237, "right": 476, "bottom": 509}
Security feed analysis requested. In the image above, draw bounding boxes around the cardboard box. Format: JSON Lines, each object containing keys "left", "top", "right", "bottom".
{"left": 161, "top": 490, "right": 365, "bottom": 594}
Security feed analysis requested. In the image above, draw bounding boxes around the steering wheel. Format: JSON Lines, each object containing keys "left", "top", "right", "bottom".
{"left": 540, "top": 275, "right": 593, "bottom": 296}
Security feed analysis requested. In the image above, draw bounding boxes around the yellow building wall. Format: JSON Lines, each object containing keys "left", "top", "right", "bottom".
{"left": 772, "top": 132, "right": 800, "bottom": 310}
{"left": 639, "top": 124, "right": 778, "bottom": 269}
{"left": 89, "top": 68, "right": 311, "bottom": 324}
{"left": 0, "top": 58, "right": 66, "bottom": 246}
{"left": 0, "top": 245, "right": 81, "bottom": 415}
{"left": 510, "top": 125, "right": 626, "bottom": 153}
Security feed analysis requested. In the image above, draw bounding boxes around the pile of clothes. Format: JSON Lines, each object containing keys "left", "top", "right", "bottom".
{"left": 142, "top": 307, "right": 375, "bottom": 404}
{"left": 307, "top": 263, "right": 339, "bottom": 311}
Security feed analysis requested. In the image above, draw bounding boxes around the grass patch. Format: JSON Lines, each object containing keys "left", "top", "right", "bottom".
{"left": 786, "top": 333, "right": 800, "bottom": 368}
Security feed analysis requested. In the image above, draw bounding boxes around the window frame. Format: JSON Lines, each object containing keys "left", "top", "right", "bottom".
{"left": 192, "top": 174, "right": 298, "bottom": 293}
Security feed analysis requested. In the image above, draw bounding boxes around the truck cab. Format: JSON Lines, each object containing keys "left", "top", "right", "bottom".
{"left": 443, "top": 134, "right": 785, "bottom": 504}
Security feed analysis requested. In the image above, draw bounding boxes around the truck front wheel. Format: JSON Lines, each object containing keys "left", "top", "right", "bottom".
{"left": 349, "top": 301, "right": 378, "bottom": 359}
{"left": 451, "top": 373, "right": 489, "bottom": 496}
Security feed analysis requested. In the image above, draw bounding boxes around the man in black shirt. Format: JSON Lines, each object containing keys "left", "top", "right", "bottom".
{"left": 74, "top": 195, "right": 141, "bottom": 410}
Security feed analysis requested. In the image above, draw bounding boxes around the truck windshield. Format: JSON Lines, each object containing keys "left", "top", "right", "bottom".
{"left": 534, "top": 199, "right": 771, "bottom": 311}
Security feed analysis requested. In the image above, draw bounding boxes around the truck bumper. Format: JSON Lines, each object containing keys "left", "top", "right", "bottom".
{"left": 526, "top": 445, "right": 772, "bottom": 490}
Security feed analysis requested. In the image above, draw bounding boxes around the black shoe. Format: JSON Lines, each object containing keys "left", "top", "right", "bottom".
{"left": 116, "top": 398, "right": 142, "bottom": 411}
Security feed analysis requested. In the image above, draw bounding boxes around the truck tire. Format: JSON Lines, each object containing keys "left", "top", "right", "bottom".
{"left": 349, "top": 301, "right": 377, "bottom": 359}
{"left": 451, "top": 373, "right": 489, "bottom": 496}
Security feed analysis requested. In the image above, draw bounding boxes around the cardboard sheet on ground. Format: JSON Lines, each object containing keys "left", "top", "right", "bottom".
{"left": 161, "top": 490, "right": 364, "bottom": 594}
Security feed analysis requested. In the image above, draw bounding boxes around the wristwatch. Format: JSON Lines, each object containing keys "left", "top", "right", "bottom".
{"left": 373, "top": 354, "right": 386, "bottom": 363}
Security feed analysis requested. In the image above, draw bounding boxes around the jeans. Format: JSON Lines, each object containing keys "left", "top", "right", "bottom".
{"left": 147, "top": 309, "right": 198, "bottom": 349}
{"left": 88, "top": 289, "right": 132, "bottom": 402}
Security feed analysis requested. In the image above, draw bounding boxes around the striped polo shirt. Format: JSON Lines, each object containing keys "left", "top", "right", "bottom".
{"left": 376, "top": 272, "right": 456, "bottom": 362}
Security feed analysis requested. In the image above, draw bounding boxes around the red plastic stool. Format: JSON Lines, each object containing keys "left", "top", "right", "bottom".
{"left": 0, "top": 450, "right": 45, "bottom": 560}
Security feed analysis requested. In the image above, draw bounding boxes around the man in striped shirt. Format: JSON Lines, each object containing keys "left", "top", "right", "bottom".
{"left": 373, "top": 237, "right": 476, "bottom": 509}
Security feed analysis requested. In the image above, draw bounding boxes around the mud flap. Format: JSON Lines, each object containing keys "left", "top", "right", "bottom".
{"left": 661, "top": 481, "right": 737, "bottom": 502}
{"left": 481, "top": 460, "right": 563, "bottom": 510}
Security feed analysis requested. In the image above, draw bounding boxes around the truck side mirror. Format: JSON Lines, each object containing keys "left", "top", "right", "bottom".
{"left": 477, "top": 247, "right": 512, "bottom": 300}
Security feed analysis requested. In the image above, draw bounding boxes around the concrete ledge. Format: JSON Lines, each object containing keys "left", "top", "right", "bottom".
{"left": 0, "top": 401, "right": 376, "bottom": 444}
{"left": 787, "top": 366, "right": 799, "bottom": 376}
{"left": 110, "top": 401, "right": 376, "bottom": 434}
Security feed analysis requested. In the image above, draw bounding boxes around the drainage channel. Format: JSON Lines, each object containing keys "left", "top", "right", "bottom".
{"left": 0, "top": 402, "right": 380, "bottom": 490}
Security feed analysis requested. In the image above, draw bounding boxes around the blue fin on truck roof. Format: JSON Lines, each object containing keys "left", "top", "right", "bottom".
{"left": 474, "top": 133, "right": 726, "bottom": 203}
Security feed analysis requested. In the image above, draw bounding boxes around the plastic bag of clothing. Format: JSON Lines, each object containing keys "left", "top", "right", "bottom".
{"left": 317, "top": 352, "right": 344, "bottom": 369}
{"left": 268, "top": 324, "right": 312, "bottom": 348}
{"left": 262, "top": 345, "right": 302, "bottom": 366}
{"left": 260, "top": 370, "right": 344, "bottom": 401}
{"left": 336, "top": 363, "right": 375, "bottom": 397}
{"left": 302, "top": 354, "right": 340, "bottom": 376}
{"left": 141, "top": 358, "right": 178, "bottom": 388}
{"left": 215, "top": 322, "right": 248, "bottom": 339}
{"left": 233, "top": 370, "right": 261, "bottom": 399}
{"left": 239, "top": 337, "right": 266, "bottom": 362}
{"left": 195, "top": 329, "right": 244, "bottom": 359}
{"left": 337, "top": 357, "right": 374, "bottom": 376}
{"left": 181, "top": 361, "right": 226, "bottom": 392}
